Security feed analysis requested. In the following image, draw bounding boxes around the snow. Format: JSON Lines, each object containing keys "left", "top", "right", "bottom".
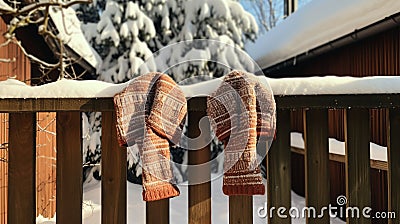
{"left": 246, "top": 0, "right": 400, "bottom": 69}
{"left": 268, "top": 76, "right": 400, "bottom": 95}
{"left": 36, "top": 175, "right": 344, "bottom": 224}
{"left": 0, "top": 0, "right": 15, "bottom": 12}
{"left": 4, "top": 75, "right": 400, "bottom": 98}
{"left": 0, "top": 78, "right": 127, "bottom": 99}
{"left": 49, "top": 7, "right": 101, "bottom": 69}
{"left": 291, "top": 132, "right": 387, "bottom": 162}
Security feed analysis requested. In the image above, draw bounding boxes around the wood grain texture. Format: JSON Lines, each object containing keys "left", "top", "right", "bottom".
{"left": 102, "top": 111, "right": 127, "bottom": 224}
{"left": 147, "top": 199, "right": 169, "bottom": 224}
{"left": 56, "top": 112, "right": 82, "bottom": 223}
{"left": 303, "top": 109, "right": 330, "bottom": 224}
{"left": 2, "top": 94, "right": 400, "bottom": 113}
{"left": 187, "top": 98, "right": 211, "bottom": 224}
{"left": 8, "top": 113, "right": 36, "bottom": 224}
{"left": 345, "top": 108, "right": 371, "bottom": 224}
{"left": 229, "top": 195, "right": 252, "bottom": 224}
{"left": 267, "top": 109, "right": 291, "bottom": 224}
{"left": 387, "top": 108, "right": 400, "bottom": 224}
{"left": 0, "top": 98, "right": 114, "bottom": 112}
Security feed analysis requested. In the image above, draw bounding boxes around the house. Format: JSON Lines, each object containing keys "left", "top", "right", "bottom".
{"left": 0, "top": 5, "right": 99, "bottom": 221}
{"left": 247, "top": 0, "right": 400, "bottom": 222}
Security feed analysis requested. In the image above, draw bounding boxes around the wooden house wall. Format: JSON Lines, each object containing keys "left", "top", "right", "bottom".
{"left": 271, "top": 26, "right": 400, "bottom": 146}
{"left": 0, "top": 18, "right": 57, "bottom": 222}
{"left": 273, "top": 26, "right": 400, "bottom": 224}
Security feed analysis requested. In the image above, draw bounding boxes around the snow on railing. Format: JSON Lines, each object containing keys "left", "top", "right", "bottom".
{"left": 3, "top": 75, "right": 400, "bottom": 99}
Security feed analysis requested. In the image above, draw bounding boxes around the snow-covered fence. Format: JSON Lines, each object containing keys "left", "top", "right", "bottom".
{"left": 1, "top": 78, "right": 400, "bottom": 223}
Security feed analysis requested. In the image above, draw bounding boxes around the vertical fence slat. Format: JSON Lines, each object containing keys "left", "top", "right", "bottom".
{"left": 387, "top": 108, "right": 400, "bottom": 224}
{"left": 56, "top": 112, "right": 82, "bottom": 223}
{"left": 345, "top": 108, "right": 371, "bottom": 224}
{"left": 304, "top": 109, "right": 330, "bottom": 223}
{"left": 267, "top": 109, "right": 291, "bottom": 224}
{"left": 146, "top": 199, "right": 169, "bottom": 224}
{"left": 8, "top": 112, "right": 36, "bottom": 224}
{"left": 229, "top": 195, "right": 252, "bottom": 224}
{"left": 102, "top": 111, "right": 127, "bottom": 224}
{"left": 188, "top": 98, "right": 211, "bottom": 224}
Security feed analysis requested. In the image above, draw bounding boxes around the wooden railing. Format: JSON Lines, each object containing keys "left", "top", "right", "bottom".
{"left": 0, "top": 94, "right": 399, "bottom": 224}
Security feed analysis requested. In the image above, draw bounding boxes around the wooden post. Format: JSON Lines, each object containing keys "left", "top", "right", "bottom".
{"left": 267, "top": 109, "right": 291, "bottom": 224}
{"left": 8, "top": 112, "right": 36, "bottom": 224}
{"left": 102, "top": 111, "right": 127, "bottom": 224}
{"left": 345, "top": 108, "right": 371, "bottom": 224}
{"left": 229, "top": 195, "right": 252, "bottom": 224}
{"left": 56, "top": 112, "right": 83, "bottom": 223}
{"left": 147, "top": 199, "right": 169, "bottom": 224}
{"left": 303, "top": 109, "right": 330, "bottom": 223}
{"left": 387, "top": 108, "right": 400, "bottom": 224}
{"left": 188, "top": 98, "right": 211, "bottom": 224}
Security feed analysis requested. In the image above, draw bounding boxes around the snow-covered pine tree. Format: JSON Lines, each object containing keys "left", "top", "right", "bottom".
{"left": 75, "top": 0, "right": 259, "bottom": 183}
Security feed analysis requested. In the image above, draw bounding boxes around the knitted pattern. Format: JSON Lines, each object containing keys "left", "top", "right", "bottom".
{"left": 207, "top": 70, "right": 276, "bottom": 196}
{"left": 114, "top": 72, "right": 187, "bottom": 201}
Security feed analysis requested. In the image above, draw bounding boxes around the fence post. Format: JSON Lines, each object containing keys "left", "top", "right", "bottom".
{"left": 345, "top": 108, "right": 371, "bottom": 224}
{"left": 102, "top": 111, "right": 127, "bottom": 224}
{"left": 229, "top": 195, "right": 252, "bottom": 224}
{"left": 56, "top": 111, "right": 83, "bottom": 224}
{"left": 267, "top": 109, "right": 291, "bottom": 224}
{"left": 146, "top": 199, "right": 169, "bottom": 224}
{"left": 187, "top": 97, "right": 211, "bottom": 224}
{"left": 303, "top": 109, "right": 330, "bottom": 223}
{"left": 8, "top": 112, "right": 36, "bottom": 224}
{"left": 387, "top": 108, "right": 400, "bottom": 224}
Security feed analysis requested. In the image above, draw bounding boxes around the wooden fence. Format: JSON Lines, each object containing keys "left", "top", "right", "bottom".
{"left": 0, "top": 94, "right": 399, "bottom": 224}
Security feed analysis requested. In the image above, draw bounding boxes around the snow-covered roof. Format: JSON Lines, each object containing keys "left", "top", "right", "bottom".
{"left": 49, "top": 7, "right": 102, "bottom": 70}
{"left": 246, "top": 0, "right": 400, "bottom": 69}
{"left": 3, "top": 75, "right": 400, "bottom": 98}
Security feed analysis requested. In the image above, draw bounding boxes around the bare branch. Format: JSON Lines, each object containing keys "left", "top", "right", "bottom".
{"left": 0, "top": 0, "right": 92, "bottom": 15}
{"left": 11, "top": 39, "right": 59, "bottom": 68}
{"left": 0, "top": 57, "right": 16, "bottom": 63}
{"left": 244, "top": 0, "right": 278, "bottom": 33}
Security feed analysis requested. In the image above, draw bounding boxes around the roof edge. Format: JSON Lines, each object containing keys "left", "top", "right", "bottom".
{"left": 263, "top": 12, "right": 400, "bottom": 76}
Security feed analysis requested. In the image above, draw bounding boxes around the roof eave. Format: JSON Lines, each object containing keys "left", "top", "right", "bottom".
{"left": 263, "top": 12, "right": 400, "bottom": 76}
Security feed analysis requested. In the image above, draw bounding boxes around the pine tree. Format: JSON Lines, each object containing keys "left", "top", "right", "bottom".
{"left": 75, "top": 0, "right": 258, "bottom": 183}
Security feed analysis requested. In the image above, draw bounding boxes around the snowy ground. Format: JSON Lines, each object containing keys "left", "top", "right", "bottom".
{"left": 37, "top": 174, "right": 344, "bottom": 224}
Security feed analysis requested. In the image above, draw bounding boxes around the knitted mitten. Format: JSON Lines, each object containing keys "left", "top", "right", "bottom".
{"left": 114, "top": 72, "right": 186, "bottom": 201}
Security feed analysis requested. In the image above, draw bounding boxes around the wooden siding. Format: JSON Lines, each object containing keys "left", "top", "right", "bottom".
{"left": 0, "top": 18, "right": 57, "bottom": 222}
{"left": 0, "top": 20, "right": 30, "bottom": 83}
{"left": 272, "top": 26, "right": 400, "bottom": 146}
{"left": 0, "top": 113, "right": 8, "bottom": 224}
{"left": 273, "top": 26, "right": 400, "bottom": 224}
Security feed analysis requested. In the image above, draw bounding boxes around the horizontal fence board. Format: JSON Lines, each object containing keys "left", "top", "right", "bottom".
{"left": 8, "top": 113, "right": 36, "bottom": 224}
{"left": 56, "top": 112, "right": 82, "bottom": 224}
{"left": 387, "top": 108, "right": 400, "bottom": 224}
{"left": 2, "top": 94, "right": 400, "bottom": 112}
{"left": 0, "top": 98, "right": 114, "bottom": 112}
{"left": 345, "top": 108, "right": 371, "bottom": 224}
{"left": 275, "top": 94, "right": 400, "bottom": 109}
{"left": 291, "top": 146, "right": 388, "bottom": 171}
{"left": 101, "top": 111, "right": 127, "bottom": 224}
